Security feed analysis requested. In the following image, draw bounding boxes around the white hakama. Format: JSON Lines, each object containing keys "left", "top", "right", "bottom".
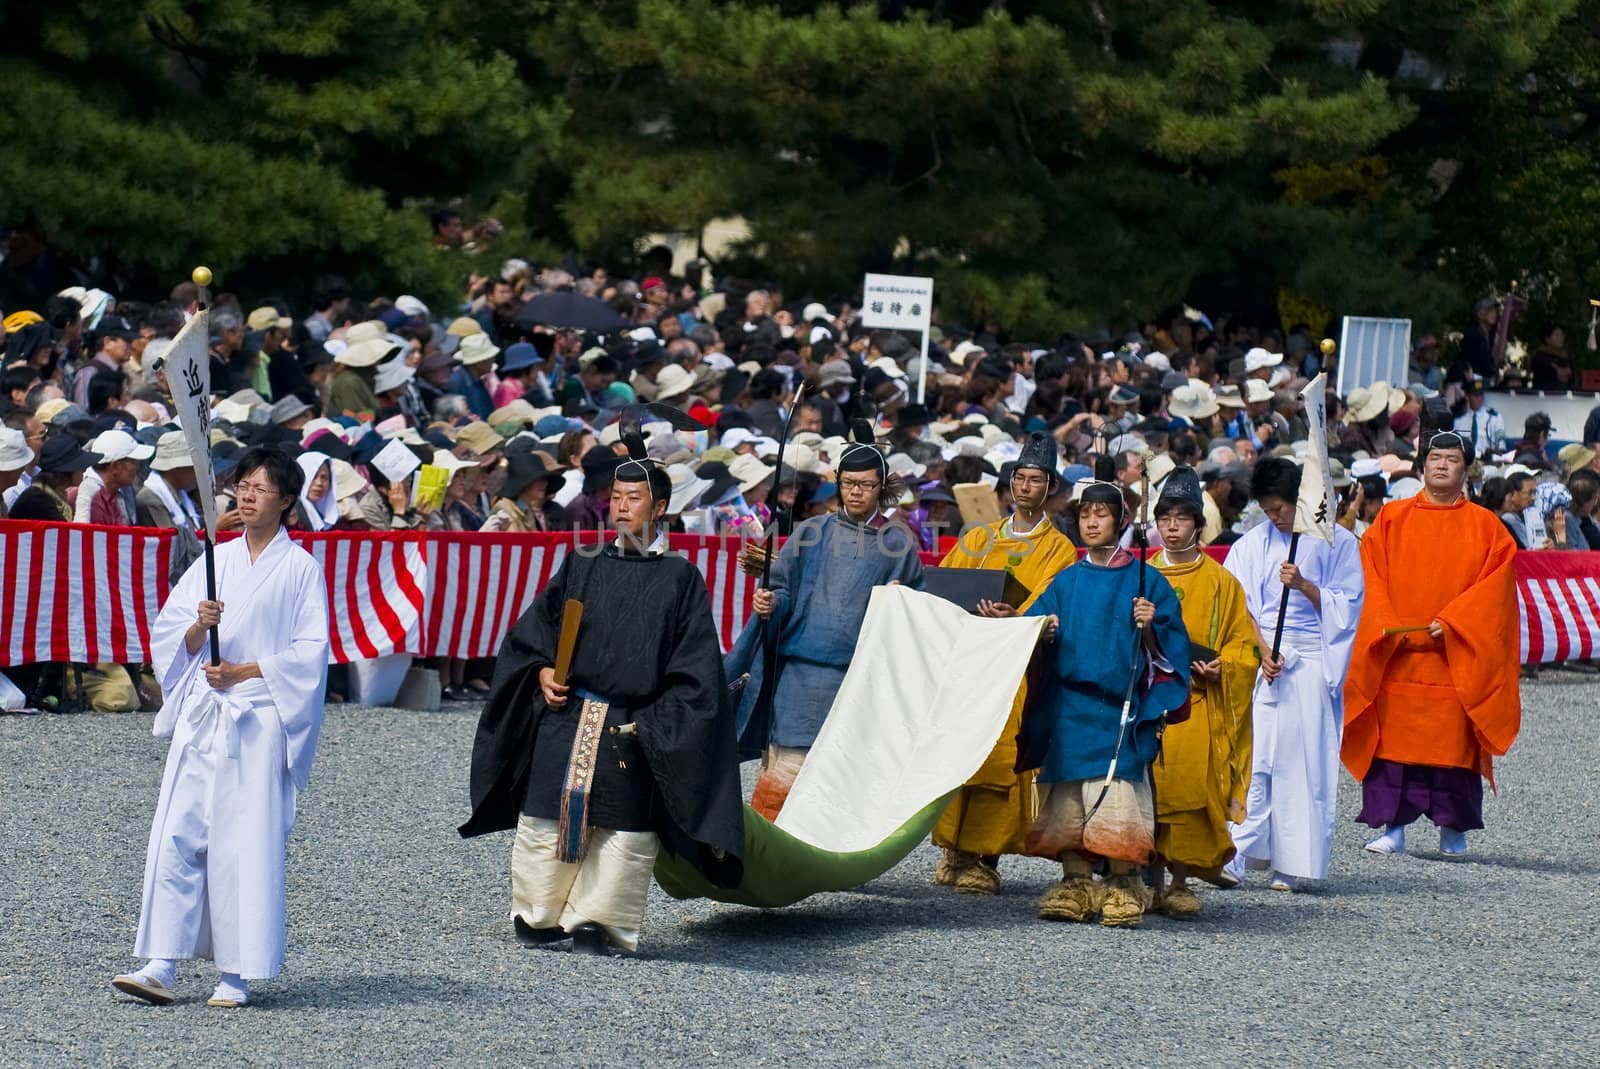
{"left": 510, "top": 816, "right": 660, "bottom": 952}
{"left": 135, "top": 529, "right": 328, "bottom": 980}
{"left": 1224, "top": 522, "right": 1363, "bottom": 881}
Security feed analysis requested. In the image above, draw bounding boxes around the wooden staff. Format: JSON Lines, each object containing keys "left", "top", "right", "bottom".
{"left": 553, "top": 600, "right": 584, "bottom": 686}
{"left": 1270, "top": 531, "right": 1301, "bottom": 664}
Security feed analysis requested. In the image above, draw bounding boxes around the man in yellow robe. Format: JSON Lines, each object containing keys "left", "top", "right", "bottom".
{"left": 931, "top": 433, "right": 1078, "bottom": 895}
{"left": 1148, "top": 467, "right": 1258, "bottom": 916}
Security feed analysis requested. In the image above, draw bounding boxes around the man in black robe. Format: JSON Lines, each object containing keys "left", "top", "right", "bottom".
{"left": 459, "top": 438, "right": 744, "bottom": 954}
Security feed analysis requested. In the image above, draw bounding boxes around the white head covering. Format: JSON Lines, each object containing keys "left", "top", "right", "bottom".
{"left": 296, "top": 452, "right": 339, "bottom": 531}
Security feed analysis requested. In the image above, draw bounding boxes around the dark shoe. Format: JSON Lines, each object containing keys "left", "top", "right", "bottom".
{"left": 570, "top": 922, "right": 610, "bottom": 956}
{"left": 442, "top": 686, "right": 475, "bottom": 703}
{"left": 513, "top": 916, "right": 569, "bottom": 946}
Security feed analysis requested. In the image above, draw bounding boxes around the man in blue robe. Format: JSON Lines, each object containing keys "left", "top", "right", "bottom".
{"left": 732, "top": 420, "right": 923, "bottom": 820}
{"left": 1020, "top": 480, "right": 1190, "bottom": 928}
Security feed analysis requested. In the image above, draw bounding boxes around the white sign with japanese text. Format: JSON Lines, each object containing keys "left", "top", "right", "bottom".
{"left": 860, "top": 273, "right": 933, "bottom": 334}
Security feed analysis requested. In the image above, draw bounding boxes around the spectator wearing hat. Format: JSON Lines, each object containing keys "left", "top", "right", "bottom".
{"left": 86, "top": 429, "right": 155, "bottom": 526}
{"left": 328, "top": 337, "right": 399, "bottom": 418}
{"left": 717, "top": 453, "right": 776, "bottom": 536}
{"left": 490, "top": 451, "right": 570, "bottom": 533}
{"left": 624, "top": 340, "right": 668, "bottom": 402}
{"left": 244, "top": 306, "right": 293, "bottom": 395}
{"left": 1510, "top": 411, "right": 1553, "bottom": 463}
{"left": 270, "top": 395, "right": 314, "bottom": 434}
{"left": 1451, "top": 378, "right": 1504, "bottom": 458}
{"left": 422, "top": 450, "right": 485, "bottom": 533}
{"left": 414, "top": 348, "right": 459, "bottom": 420}
{"left": 1338, "top": 382, "right": 1394, "bottom": 456}
{"left": 374, "top": 358, "right": 420, "bottom": 425}
{"left": 136, "top": 431, "right": 202, "bottom": 530}
{"left": 0, "top": 426, "right": 36, "bottom": 518}
{"left": 492, "top": 342, "right": 550, "bottom": 409}
{"left": 74, "top": 315, "right": 138, "bottom": 409}
{"left": 1559, "top": 441, "right": 1600, "bottom": 477}
{"left": 1242, "top": 347, "right": 1283, "bottom": 382}
{"left": 10, "top": 431, "right": 100, "bottom": 521}
{"left": 136, "top": 431, "right": 205, "bottom": 581}
{"left": 651, "top": 363, "right": 698, "bottom": 412}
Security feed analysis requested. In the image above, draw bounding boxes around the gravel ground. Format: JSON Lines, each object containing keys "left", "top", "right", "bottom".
{"left": 2, "top": 674, "right": 1596, "bottom": 1068}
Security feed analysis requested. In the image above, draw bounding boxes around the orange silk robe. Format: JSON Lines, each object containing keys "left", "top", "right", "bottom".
{"left": 1342, "top": 497, "right": 1521, "bottom": 785}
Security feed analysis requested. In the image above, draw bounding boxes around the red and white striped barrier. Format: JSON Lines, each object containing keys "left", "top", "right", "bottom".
{"left": 1516, "top": 552, "right": 1600, "bottom": 664}
{"left": 1, "top": 521, "right": 1595, "bottom": 667}
{"left": 0, "top": 522, "right": 171, "bottom": 665}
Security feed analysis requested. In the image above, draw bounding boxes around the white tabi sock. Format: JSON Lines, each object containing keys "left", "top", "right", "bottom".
{"left": 134, "top": 959, "right": 177, "bottom": 989}
{"left": 1364, "top": 825, "right": 1407, "bottom": 855}
{"left": 210, "top": 973, "right": 250, "bottom": 1005}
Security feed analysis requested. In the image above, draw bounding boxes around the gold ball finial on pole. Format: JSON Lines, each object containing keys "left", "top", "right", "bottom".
{"left": 1319, "top": 337, "right": 1336, "bottom": 357}
{"left": 191, "top": 266, "right": 213, "bottom": 288}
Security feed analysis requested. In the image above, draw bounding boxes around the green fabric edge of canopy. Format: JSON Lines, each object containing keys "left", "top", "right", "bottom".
{"left": 653, "top": 791, "right": 956, "bottom": 908}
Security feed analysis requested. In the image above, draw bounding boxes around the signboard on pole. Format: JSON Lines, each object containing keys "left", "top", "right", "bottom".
{"left": 1293, "top": 373, "right": 1338, "bottom": 546}
{"left": 1336, "top": 316, "right": 1411, "bottom": 398}
{"left": 860, "top": 273, "right": 933, "bottom": 333}
{"left": 165, "top": 310, "right": 219, "bottom": 540}
{"left": 861, "top": 273, "right": 934, "bottom": 403}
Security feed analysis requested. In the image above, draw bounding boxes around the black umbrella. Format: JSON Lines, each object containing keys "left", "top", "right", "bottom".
{"left": 512, "top": 291, "right": 628, "bottom": 333}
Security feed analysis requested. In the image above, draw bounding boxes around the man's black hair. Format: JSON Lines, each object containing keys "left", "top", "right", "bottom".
{"left": 146, "top": 301, "right": 186, "bottom": 339}
{"left": 1250, "top": 456, "right": 1303, "bottom": 503}
{"left": 235, "top": 446, "right": 305, "bottom": 526}
{"left": 431, "top": 208, "right": 462, "bottom": 234}
{"left": 44, "top": 294, "right": 81, "bottom": 330}
{"left": 2, "top": 364, "right": 37, "bottom": 397}
{"left": 87, "top": 371, "right": 126, "bottom": 416}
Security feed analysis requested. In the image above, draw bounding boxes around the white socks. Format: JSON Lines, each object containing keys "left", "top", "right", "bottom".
{"left": 1439, "top": 827, "right": 1468, "bottom": 856}
{"left": 134, "top": 959, "right": 177, "bottom": 989}
{"left": 210, "top": 973, "right": 250, "bottom": 1006}
{"left": 1364, "top": 825, "right": 1407, "bottom": 855}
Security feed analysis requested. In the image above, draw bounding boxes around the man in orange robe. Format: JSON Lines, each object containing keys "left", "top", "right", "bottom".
{"left": 1342, "top": 430, "right": 1521, "bottom": 857}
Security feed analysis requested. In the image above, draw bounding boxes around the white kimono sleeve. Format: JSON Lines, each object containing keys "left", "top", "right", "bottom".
{"left": 147, "top": 556, "right": 209, "bottom": 740}
{"left": 255, "top": 558, "right": 331, "bottom": 792}
{"left": 1314, "top": 526, "right": 1365, "bottom": 693}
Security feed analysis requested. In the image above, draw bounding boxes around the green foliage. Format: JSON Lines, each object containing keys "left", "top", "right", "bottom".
{"left": 0, "top": 0, "right": 559, "bottom": 307}
{"left": 2, "top": 0, "right": 1592, "bottom": 339}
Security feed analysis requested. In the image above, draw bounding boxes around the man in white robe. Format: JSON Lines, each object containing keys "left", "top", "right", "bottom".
{"left": 113, "top": 448, "right": 328, "bottom": 1007}
{"left": 1223, "top": 458, "right": 1363, "bottom": 892}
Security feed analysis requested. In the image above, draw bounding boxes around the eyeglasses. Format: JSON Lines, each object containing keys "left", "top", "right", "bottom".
{"left": 235, "top": 481, "right": 282, "bottom": 499}
{"left": 839, "top": 479, "right": 882, "bottom": 493}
